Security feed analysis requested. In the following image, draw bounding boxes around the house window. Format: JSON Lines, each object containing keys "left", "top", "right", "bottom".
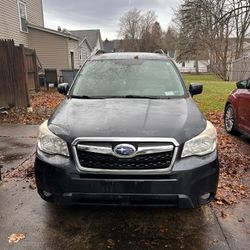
{"left": 80, "top": 49, "right": 84, "bottom": 60}
{"left": 182, "top": 62, "right": 185, "bottom": 68}
{"left": 18, "top": 0, "right": 28, "bottom": 32}
{"left": 70, "top": 51, "right": 75, "bottom": 69}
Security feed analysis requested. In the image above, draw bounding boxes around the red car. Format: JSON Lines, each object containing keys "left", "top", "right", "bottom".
{"left": 224, "top": 79, "right": 250, "bottom": 136}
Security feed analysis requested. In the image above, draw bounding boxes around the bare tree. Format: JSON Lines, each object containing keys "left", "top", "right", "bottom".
{"left": 141, "top": 11, "right": 157, "bottom": 35}
{"left": 139, "top": 11, "right": 157, "bottom": 51}
{"left": 215, "top": 0, "right": 250, "bottom": 23}
{"left": 231, "top": 0, "right": 250, "bottom": 59}
{"left": 175, "top": 0, "right": 250, "bottom": 80}
{"left": 119, "top": 9, "right": 142, "bottom": 51}
{"left": 118, "top": 9, "right": 160, "bottom": 52}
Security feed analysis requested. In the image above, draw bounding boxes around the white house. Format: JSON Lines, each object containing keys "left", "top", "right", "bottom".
{"left": 167, "top": 50, "right": 210, "bottom": 73}
{"left": 68, "top": 30, "right": 104, "bottom": 66}
{"left": 174, "top": 60, "right": 210, "bottom": 73}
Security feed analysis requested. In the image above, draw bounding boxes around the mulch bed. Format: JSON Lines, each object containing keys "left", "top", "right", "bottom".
{"left": 0, "top": 89, "right": 64, "bottom": 124}
{"left": 206, "top": 112, "right": 250, "bottom": 216}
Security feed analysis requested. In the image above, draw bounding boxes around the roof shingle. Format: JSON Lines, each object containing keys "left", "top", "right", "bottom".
{"left": 70, "top": 30, "right": 103, "bottom": 50}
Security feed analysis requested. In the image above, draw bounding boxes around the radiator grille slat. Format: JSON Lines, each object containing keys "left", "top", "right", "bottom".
{"left": 77, "top": 150, "right": 174, "bottom": 170}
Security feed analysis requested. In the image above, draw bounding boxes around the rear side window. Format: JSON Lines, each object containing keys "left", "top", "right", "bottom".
{"left": 71, "top": 59, "right": 185, "bottom": 97}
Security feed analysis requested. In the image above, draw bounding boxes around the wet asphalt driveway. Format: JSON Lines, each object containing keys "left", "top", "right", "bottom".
{"left": 0, "top": 124, "right": 249, "bottom": 250}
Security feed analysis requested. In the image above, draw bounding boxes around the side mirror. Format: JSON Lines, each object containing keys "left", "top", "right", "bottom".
{"left": 58, "top": 83, "right": 69, "bottom": 95}
{"left": 189, "top": 83, "right": 203, "bottom": 96}
{"left": 236, "top": 80, "right": 248, "bottom": 89}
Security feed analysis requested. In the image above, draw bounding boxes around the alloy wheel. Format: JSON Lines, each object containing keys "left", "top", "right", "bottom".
{"left": 225, "top": 106, "right": 235, "bottom": 133}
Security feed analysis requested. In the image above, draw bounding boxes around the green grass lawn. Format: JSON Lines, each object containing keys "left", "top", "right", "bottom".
{"left": 183, "top": 74, "right": 236, "bottom": 113}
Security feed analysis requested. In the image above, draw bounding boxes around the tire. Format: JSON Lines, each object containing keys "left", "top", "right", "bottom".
{"left": 224, "top": 104, "right": 237, "bottom": 134}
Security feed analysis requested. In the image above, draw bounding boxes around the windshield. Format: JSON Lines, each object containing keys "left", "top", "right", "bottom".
{"left": 70, "top": 59, "right": 186, "bottom": 98}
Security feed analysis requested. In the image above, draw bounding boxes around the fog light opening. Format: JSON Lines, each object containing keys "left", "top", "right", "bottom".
{"left": 200, "top": 193, "right": 211, "bottom": 200}
{"left": 43, "top": 191, "right": 53, "bottom": 197}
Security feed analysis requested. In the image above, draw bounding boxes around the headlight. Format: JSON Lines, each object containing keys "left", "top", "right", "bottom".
{"left": 38, "top": 120, "right": 69, "bottom": 157}
{"left": 181, "top": 121, "right": 217, "bottom": 158}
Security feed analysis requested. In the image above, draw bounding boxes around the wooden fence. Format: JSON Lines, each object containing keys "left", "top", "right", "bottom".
{"left": 0, "top": 39, "right": 39, "bottom": 108}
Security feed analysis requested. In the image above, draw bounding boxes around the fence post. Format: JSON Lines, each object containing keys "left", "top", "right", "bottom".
{"left": 20, "top": 44, "right": 31, "bottom": 107}
{"left": 33, "top": 50, "right": 40, "bottom": 92}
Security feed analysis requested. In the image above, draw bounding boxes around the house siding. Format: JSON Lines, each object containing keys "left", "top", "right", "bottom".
{"left": 68, "top": 39, "right": 80, "bottom": 69}
{"left": 0, "top": 0, "right": 29, "bottom": 46}
{"left": 0, "top": 0, "right": 44, "bottom": 47}
{"left": 175, "top": 60, "right": 209, "bottom": 73}
{"left": 80, "top": 41, "right": 91, "bottom": 65}
{"left": 91, "top": 35, "right": 103, "bottom": 55}
{"left": 29, "top": 28, "right": 70, "bottom": 69}
{"left": 27, "top": 0, "right": 44, "bottom": 27}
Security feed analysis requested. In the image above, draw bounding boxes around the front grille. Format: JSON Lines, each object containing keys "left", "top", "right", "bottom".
{"left": 76, "top": 150, "right": 174, "bottom": 170}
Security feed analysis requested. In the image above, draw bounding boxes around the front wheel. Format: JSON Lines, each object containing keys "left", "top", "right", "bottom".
{"left": 224, "top": 104, "right": 237, "bottom": 134}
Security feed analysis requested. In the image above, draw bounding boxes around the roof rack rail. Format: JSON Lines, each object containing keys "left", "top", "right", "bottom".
{"left": 154, "top": 49, "right": 165, "bottom": 55}
{"left": 95, "top": 50, "right": 106, "bottom": 55}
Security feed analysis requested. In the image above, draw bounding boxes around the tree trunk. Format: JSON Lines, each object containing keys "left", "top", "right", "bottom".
{"left": 195, "top": 55, "right": 199, "bottom": 74}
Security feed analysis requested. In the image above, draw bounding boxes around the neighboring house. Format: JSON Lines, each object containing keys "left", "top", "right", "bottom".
{"left": 0, "top": 0, "right": 44, "bottom": 48}
{"left": 68, "top": 30, "right": 104, "bottom": 65}
{"left": 28, "top": 25, "right": 80, "bottom": 70}
{"left": 174, "top": 60, "right": 210, "bottom": 73}
{"left": 103, "top": 39, "right": 123, "bottom": 53}
{"left": 0, "top": 0, "right": 80, "bottom": 71}
{"left": 168, "top": 50, "right": 210, "bottom": 73}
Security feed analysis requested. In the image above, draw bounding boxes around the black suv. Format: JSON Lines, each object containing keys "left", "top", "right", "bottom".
{"left": 35, "top": 52, "right": 219, "bottom": 208}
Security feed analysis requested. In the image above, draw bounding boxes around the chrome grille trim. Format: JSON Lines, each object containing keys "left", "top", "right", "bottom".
{"left": 72, "top": 137, "right": 179, "bottom": 175}
{"left": 72, "top": 137, "right": 179, "bottom": 146}
{"left": 77, "top": 144, "right": 113, "bottom": 155}
{"left": 77, "top": 144, "right": 174, "bottom": 158}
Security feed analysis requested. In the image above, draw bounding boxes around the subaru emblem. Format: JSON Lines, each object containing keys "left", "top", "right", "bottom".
{"left": 114, "top": 144, "right": 136, "bottom": 158}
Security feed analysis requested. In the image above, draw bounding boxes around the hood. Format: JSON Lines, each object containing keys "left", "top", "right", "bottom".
{"left": 48, "top": 98, "right": 206, "bottom": 145}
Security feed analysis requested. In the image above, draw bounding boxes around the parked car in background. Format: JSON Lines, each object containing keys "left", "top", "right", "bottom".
{"left": 35, "top": 51, "right": 219, "bottom": 208}
{"left": 224, "top": 79, "right": 250, "bottom": 136}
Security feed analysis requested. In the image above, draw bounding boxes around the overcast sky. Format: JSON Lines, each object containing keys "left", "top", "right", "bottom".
{"left": 42, "top": 0, "right": 181, "bottom": 40}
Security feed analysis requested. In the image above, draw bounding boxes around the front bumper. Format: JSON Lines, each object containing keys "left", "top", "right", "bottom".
{"left": 35, "top": 149, "right": 219, "bottom": 208}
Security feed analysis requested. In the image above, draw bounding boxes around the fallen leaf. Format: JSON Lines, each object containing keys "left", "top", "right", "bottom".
{"left": 238, "top": 218, "right": 245, "bottom": 223}
{"left": 216, "top": 200, "right": 224, "bottom": 205}
{"left": 221, "top": 210, "right": 227, "bottom": 218}
{"left": 159, "top": 225, "right": 168, "bottom": 234}
{"left": 206, "top": 111, "right": 250, "bottom": 210}
{"left": 8, "top": 233, "right": 26, "bottom": 244}
{"left": 29, "top": 183, "right": 36, "bottom": 190}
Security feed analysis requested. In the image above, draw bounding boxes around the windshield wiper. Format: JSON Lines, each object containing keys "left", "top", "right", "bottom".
{"left": 69, "top": 95, "right": 172, "bottom": 99}
{"left": 124, "top": 95, "right": 170, "bottom": 99}
{"left": 69, "top": 95, "right": 105, "bottom": 99}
